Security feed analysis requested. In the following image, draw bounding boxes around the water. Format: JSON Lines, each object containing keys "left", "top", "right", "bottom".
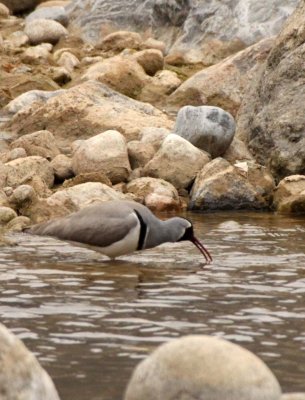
{"left": 0, "top": 211, "right": 305, "bottom": 399}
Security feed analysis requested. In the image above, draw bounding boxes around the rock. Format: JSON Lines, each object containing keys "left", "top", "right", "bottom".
{"left": 22, "top": 43, "right": 52, "bottom": 64}
{"left": 51, "top": 66, "right": 71, "bottom": 85}
{"left": 0, "top": 190, "right": 8, "bottom": 207}
{"left": 0, "top": 206, "right": 17, "bottom": 225}
{"left": 2, "top": 89, "right": 64, "bottom": 117}
{"left": 142, "top": 37, "right": 166, "bottom": 54}
{"left": 236, "top": 1, "right": 305, "bottom": 180}
{"left": 1, "top": 0, "right": 41, "bottom": 13}
{"left": 7, "top": 148, "right": 27, "bottom": 162}
{"left": 140, "top": 127, "right": 170, "bottom": 150}
{"left": 48, "top": 182, "right": 125, "bottom": 210}
{"left": 0, "top": 323, "right": 60, "bottom": 399}
{"left": 143, "top": 134, "right": 210, "bottom": 189}
{"left": 0, "top": 162, "right": 8, "bottom": 188}
{"left": 126, "top": 177, "right": 180, "bottom": 211}
{"left": 24, "top": 18, "right": 68, "bottom": 45}
{"left": 51, "top": 154, "right": 74, "bottom": 180}
{"left": 56, "top": 51, "right": 80, "bottom": 73}
{"left": 169, "top": 38, "right": 274, "bottom": 116}
{"left": 124, "top": 335, "right": 282, "bottom": 400}
{"left": 0, "top": 2, "right": 9, "bottom": 17}
{"left": 37, "top": 1, "right": 70, "bottom": 8}
{"left": 174, "top": 106, "right": 236, "bottom": 158}
{"left": 133, "top": 49, "right": 164, "bottom": 76}
{"left": 5, "top": 156, "right": 54, "bottom": 188}
{"left": 190, "top": 158, "right": 275, "bottom": 210}
{"left": 81, "top": 55, "right": 148, "bottom": 98}
{"left": 25, "top": 6, "right": 69, "bottom": 26}
{"left": 9, "top": 184, "right": 37, "bottom": 207}
{"left": 223, "top": 137, "right": 254, "bottom": 164}
{"left": 127, "top": 141, "right": 155, "bottom": 169}
{"left": 67, "top": 0, "right": 297, "bottom": 59}
{"left": 11, "top": 130, "right": 60, "bottom": 160}
{"left": 139, "top": 70, "right": 182, "bottom": 105}
{"left": 98, "top": 31, "right": 143, "bottom": 51}
{"left": 62, "top": 171, "right": 111, "bottom": 188}
{"left": 6, "top": 216, "right": 31, "bottom": 231}
{"left": 72, "top": 130, "right": 131, "bottom": 184}
{"left": 6, "top": 31, "right": 29, "bottom": 47}
{"left": 281, "top": 395, "right": 305, "bottom": 400}
{"left": 4, "top": 81, "right": 173, "bottom": 145}
{"left": 273, "top": 175, "right": 305, "bottom": 213}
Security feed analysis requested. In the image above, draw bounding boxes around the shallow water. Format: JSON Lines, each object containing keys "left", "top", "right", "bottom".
{"left": 1, "top": 211, "right": 305, "bottom": 399}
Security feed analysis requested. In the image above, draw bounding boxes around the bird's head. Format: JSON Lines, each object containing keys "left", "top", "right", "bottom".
{"left": 177, "top": 218, "right": 213, "bottom": 264}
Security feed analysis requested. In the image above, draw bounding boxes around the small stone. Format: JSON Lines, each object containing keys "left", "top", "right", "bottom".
{"left": 142, "top": 37, "right": 166, "bottom": 54}
{"left": 133, "top": 49, "right": 164, "bottom": 76}
{"left": 24, "top": 18, "right": 68, "bottom": 45}
{"left": 98, "top": 30, "right": 143, "bottom": 51}
{"left": 11, "top": 130, "right": 60, "bottom": 160}
{"left": 56, "top": 51, "right": 80, "bottom": 73}
{"left": 22, "top": 44, "right": 52, "bottom": 63}
{"left": 0, "top": 2, "right": 9, "bottom": 17}
{"left": 127, "top": 141, "right": 155, "bottom": 169}
{"left": 0, "top": 206, "right": 17, "bottom": 225}
{"left": 9, "top": 184, "right": 36, "bottom": 206}
{"left": 6, "top": 31, "right": 29, "bottom": 47}
{"left": 7, "top": 147, "right": 27, "bottom": 161}
{"left": 25, "top": 6, "right": 69, "bottom": 26}
{"left": 6, "top": 216, "right": 31, "bottom": 232}
{"left": 51, "top": 154, "right": 74, "bottom": 181}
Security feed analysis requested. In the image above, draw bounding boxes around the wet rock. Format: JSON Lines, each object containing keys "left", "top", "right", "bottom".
{"left": 6, "top": 215, "right": 31, "bottom": 231}
{"left": 56, "top": 51, "right": 80, "bottom": 73}
{"left": 273, "top": 175, "right": 305, "bottom": 213}
{"left": 0, "top": 206, "right": 17, "bottom": 225}
{"left": 127, "top": 141, "right": 155, "bottom": 169}
{"left": 169, "top": 38, "right": 274, "bottom": 115}
{"left": 25, "top": 6, "right": 69, "bottom": 26}
{"left": 4, "top": 81, "right": 173, "bottom": 144}
{"left": 143, "top": 134, "right": 210, "bottom": 189}
{"left": 190, "top": 158, "right": 275, "bottom": 211}
{"left": 11, "top": 130, "right": 60, "bottom": 160}
{"left": 5, "top": 156, "right": 54, "bottom": 189}
{"left": 24, "top": 18, "right": 68, "bottom": 45}
{"left": 124, "top": 335, "right": 282, "bottom": 400}
{"left": 0, "top": 323, "right": 60, "bottom": 399}
{"left": 51, "top": 154, "right": 74, "bottom": 181}
{"left": 81, "top": 55, "right": 148, "bottom": 98}
{"left": 174, "top": 105, "right": 236, "bottom": 158}
{"left": 126, "top": 177, "right": 180, "bottom": 211}
{"left": 72, "top": 130, "right": 131, "bottom": 184}
{"left": 98, "top": 31, "right": 143, "bottom": 51}
{"left": 133, "top": 49, "right": 164, "bottom": 76}
{"left": 0, "top": 2, "right": 9, "bottom": 17}
{"left": 236, "top": 1, "right": 305, "bottom": 180}
{"left": 22, "top": 43, "right": 53, "bottom": 64}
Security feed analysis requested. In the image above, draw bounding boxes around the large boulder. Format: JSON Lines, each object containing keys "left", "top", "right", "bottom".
{"left": 67, "top": 0, "right": 297, "bottom": 61}
{"left": 0, "top": 323, "right": 60, "bottom": 400}
{"left": 168, "top": 38, "right": 274, "bottom": 116}
{"left": 72, "top": 130, "right": 131, "bottom": 184}
{"left": 4, "top": 81, "right": 173, "bottom": 146}
{"left": 143, "top": 134, "right": 210, "bottom": 189}
{"left": 174, "top": 106, "right": 236, "bottom": 158}
{"left": 190, "top": 158, "right": 275, "bottom": 210}
{"left": 126, "top": 177, "right": 181, "bottom": 211}
{"left": 273, "top": 175, "right": 305, "bottom": 213}
{"left": 236, "top": 1, "right": 305, "bottom": 180}
{"left": 124, "top": 335, "right": 282, "bottom": 400}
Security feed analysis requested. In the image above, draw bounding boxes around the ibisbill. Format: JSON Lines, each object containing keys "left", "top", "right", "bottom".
{"left": 26, "top": 200, "right": 213, "bottom": 263}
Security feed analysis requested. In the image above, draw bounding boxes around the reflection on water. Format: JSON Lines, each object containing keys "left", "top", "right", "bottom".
{"left": 0, "top": 211, "right": 305, "bottom": 400}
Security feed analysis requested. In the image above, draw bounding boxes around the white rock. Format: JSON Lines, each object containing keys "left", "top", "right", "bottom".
{"left": 143, "top": 133, "right": 210, "bottom": 189}
{"left": 125, "top": 335, "right": 282, "bottom": 400}
{"left": 174, "top": 105, "right": 236, "bottom": 158}
{"left": 72, "top": 130, "right": 131, "bottom": 184}
{"left": 24, "top": 18, "right": 68, "bottom": 45}
{"left": 0, "top": 323, "right": 60, "bottom": 400}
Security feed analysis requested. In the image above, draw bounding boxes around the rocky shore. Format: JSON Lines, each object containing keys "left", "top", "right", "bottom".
{"left": 0, "top": 0, "right": 305, "bottom": 237}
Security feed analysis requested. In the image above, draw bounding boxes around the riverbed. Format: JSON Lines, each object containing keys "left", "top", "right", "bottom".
{"left": 0, "top": 211, "right": 305, "bottom": 399}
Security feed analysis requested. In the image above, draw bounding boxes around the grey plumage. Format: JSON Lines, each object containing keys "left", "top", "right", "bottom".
{"left": 27, "top": 200, "right": 212, "bottom": 262}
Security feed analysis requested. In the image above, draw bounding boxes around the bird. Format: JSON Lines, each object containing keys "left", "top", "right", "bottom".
{"left": 26, "top": 200, "right": 212, "bottom": 263}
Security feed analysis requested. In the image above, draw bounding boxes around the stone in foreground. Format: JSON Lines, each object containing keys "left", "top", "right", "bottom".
{"left": 174, "top": 105, "right": 235, "bottom": 158}
{"left": 0, "top": 323, "right": 60, "bottom": 400}
{"left": 124, "top": 335, "right": 281, "bottom": 400}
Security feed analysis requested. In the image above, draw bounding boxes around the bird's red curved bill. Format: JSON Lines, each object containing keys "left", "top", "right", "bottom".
{"left": 192, "top": 237, "right": 213, "bottom": 264}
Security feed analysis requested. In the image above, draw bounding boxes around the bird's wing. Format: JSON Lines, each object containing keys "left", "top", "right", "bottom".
{"left": 28, "top": 207, "right": 139, "bottom": 248}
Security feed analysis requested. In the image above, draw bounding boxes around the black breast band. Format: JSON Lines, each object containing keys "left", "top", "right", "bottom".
{"left": 134, "top": 210, "right": 147, "bottom": 250}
